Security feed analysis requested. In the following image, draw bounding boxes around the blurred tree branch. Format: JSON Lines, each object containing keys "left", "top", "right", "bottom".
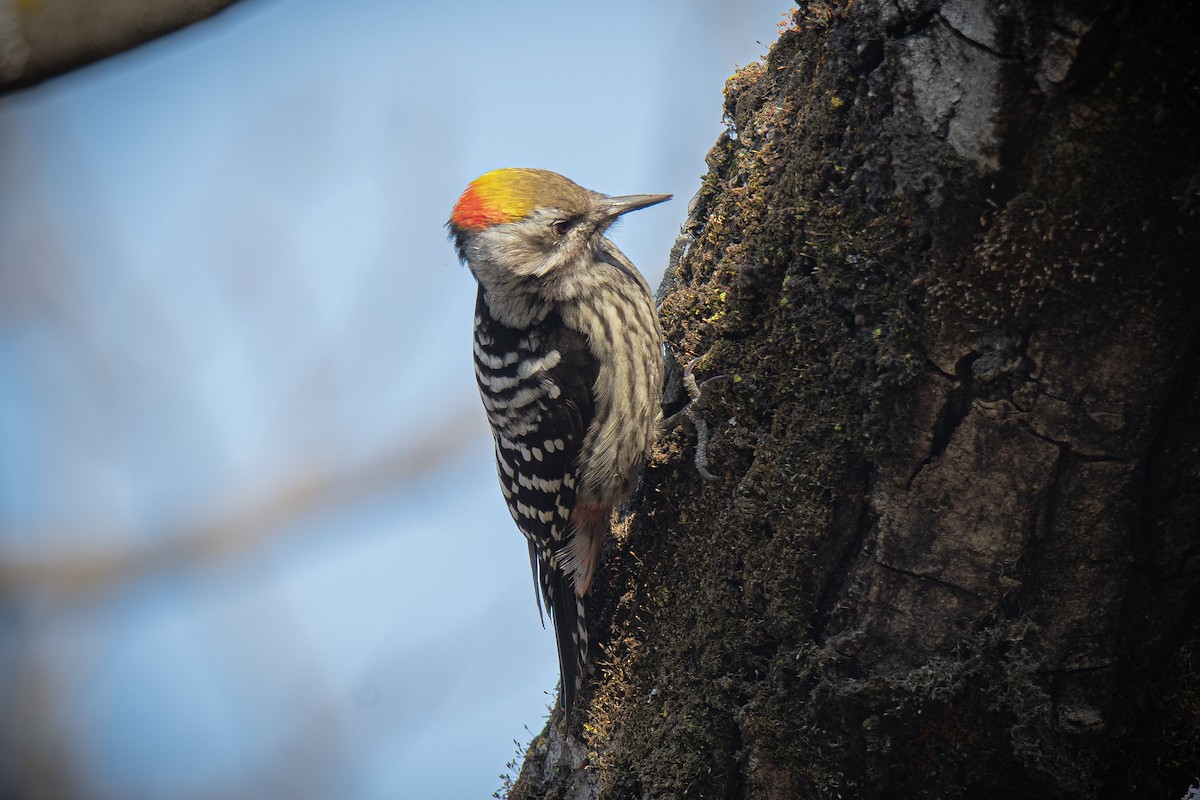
{"left": 0, "top": 406, "right": 482, "bottom": 601}
{"left": 1, "top": 0, "right": 248, "bottom": 93}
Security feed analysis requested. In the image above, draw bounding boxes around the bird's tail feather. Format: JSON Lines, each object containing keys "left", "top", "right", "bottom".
{"left": 549, "top": 567, "right": 587, "bottom": 718}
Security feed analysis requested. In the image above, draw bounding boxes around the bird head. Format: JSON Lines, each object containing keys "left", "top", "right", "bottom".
{"left": 447, "top": 168, "right": 671, "bottom": 289}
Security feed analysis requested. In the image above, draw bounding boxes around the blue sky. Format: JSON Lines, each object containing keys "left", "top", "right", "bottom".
{"left": 0, "top": 1, "right": 789, "bottom": 796}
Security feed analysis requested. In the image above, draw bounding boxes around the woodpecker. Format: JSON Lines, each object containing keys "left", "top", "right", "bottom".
{"left": 448, "top": 168, "right": 669, "bottom": 716}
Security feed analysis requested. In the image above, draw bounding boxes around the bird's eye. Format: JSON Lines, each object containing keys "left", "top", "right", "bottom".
{"left": 551, "top": 219, "right": 573, "bottom": 237}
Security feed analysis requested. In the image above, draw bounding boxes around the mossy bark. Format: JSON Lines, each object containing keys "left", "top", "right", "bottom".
{"left": 511, "top": 1, "right": 1200, "bottom": 798}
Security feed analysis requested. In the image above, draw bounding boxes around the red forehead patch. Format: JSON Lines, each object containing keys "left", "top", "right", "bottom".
{"left": 450, "top": 182, "right": 509, "bottom": 231}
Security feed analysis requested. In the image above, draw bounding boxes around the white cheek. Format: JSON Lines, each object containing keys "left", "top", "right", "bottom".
{"left": 513, "top": 241, "right": 575, "bottom": 279}
{"left": 542, "top": 236, "right": 588, "bottom": 274}
{"left": 508, "top": 250, "right": 557, "bottom": 278}
{"left": 479, "top": 218, "right": 592, "bottom": 283}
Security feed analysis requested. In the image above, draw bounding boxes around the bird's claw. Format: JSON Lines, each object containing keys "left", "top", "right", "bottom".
{"left": 664, "top": 354, "right": 730, "bottom": 482}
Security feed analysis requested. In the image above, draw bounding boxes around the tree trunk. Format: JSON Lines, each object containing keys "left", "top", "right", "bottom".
{"left": 512, "top": 1, "right": 1200, "bottom": 797}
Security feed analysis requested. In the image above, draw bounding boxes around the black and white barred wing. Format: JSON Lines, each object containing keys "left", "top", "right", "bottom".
{"left": 472, "top": 288, "right": 598, "bottom": 711}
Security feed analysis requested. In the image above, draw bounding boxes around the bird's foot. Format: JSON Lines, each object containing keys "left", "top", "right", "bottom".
{"left": 663, "top": 352, "right": 730, "bottom": 482}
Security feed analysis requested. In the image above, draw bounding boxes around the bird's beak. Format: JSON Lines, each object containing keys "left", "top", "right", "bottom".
{"left": 600, "top": 193, "right": 673, "bottom": 219}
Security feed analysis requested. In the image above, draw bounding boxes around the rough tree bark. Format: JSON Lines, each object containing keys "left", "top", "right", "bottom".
{"left": 511, "top": 1, "right": 1199, "bottom": 798}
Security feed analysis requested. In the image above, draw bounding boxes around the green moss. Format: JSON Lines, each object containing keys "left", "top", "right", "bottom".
{"left": 579, "top": 5, "right": 931, "bottom": 796}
